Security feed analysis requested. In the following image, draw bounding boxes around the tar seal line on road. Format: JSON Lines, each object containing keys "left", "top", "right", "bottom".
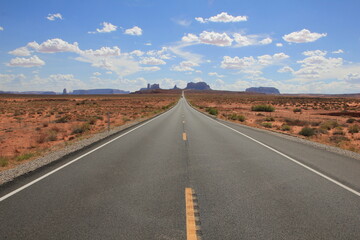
{"left": 185, "top": 188, "right": 202, "bottom": 240}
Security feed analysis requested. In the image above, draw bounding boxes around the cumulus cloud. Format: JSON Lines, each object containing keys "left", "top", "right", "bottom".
{"left": 294, "top": 55, "right": 343, "bottom": 78}
{"left": 130, "top": 50, "right": 144, "bottom": 56}
{"left": 196, "top": 12, "right": 247, "bottom": 23}
{"left": 46, "top": 13, "right": 63, "bottom": 21}
{"left": 142, "top": 66, "right": 161, "bottom": 71}
{"left": 7, "top": 55, "right": 45, "bottom": 67}
{"left": 221, "top": 56, "right": 256, "bottom": 69}
{"left": 93, "top": 72, "right": 102, "bottom": 76}
{"left": 173, "top": 18, "right": 191, "bottom": 27}
{"left": 0, "top": 26, "right": 4, "bottom": 31}
{"left": 8, "top": 47, "right": 31, "bottom": 56}
{"left": 278, "top": 66, "right": 294, "bottom": 73}
{"left": 232, "top": 33, "right": 272, "bottom": 47}
{"left": 332, "top": 49, "right": 344, "bottom": 54}
{"left": 146, "top": 47, "right": 172, "bottom": 59}
{"left": 0, "top": 74, "right": 26, "bottom": 83}
{"left": 208, "top": 72, "right": 224, "bottom": 78}
{"left": 343, "top": 73, "right": 360, "bottom": 83}
{"left": 302, "top": 50, "right": 327, "bottom": 56}
{"left": 28, "top": 38, "right": 80, "bottom": 53}
{"left": 259, "top": 37, "right": 272, "bottom": 45}
{"left": 221, "top": 53, "right": 289, "bottom": 70}
{"left": 140, "top": 57, "right": 166, "bottom": 65}
{"left": 171, "top": 61, "right": 199, "bottom": 72}
{"left": 276, "top": 43, "right": 283, "bottom": 47}
{"left": 182, "top": 33, "right": 199, "bottom": 43}
{"left": 89, "top": 22, "right": 117, "bottom": 34}
{"left": 81, "top": 46, "right": 121, "bottom": 57}
{"left": 125, "top": 26, "right": 142, "bottom": 36}
{"left": 283, "top": 29, "right": 327, "bottom": 43}
{"left": 199, "top": 31, "right": 233, "bottom": 46}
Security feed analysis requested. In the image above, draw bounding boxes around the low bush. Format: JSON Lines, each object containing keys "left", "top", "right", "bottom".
{"left": 264, "top": 117, "right": 275, "bottom": 121}
{"left": 330, "top": 135, "right": 350, "bottom": 144}
{"left": 349, "top": 124, "right": 360, "bottom": 134}
{"left": 281, "top": 124, "right": 291, "bottom": 131}
{"left": 293, "top": 108, "right": 302, "bottom": 113}
{"left": 55, "top": 115, "right": 70, "bottom": 123}
{"left": 299, "top": 127, "right": 316, "bottom": 137}
{"left": 346, "top": 118, "right": 356, "bottom": 123}
{"left": 261, "top": 122, "right": 272, "bottom": 128}
{"left": 320, "top": 120, "right": 339, "bottom": 130}
{"left": 0, "top": 157, "right": 9, "bottom": 167}
{"left": 251, "top": 105, "right": 275, "bottom": 112}
{"left": 206, "top": 107, "right": 218, "bottom": 116}
{"left": 16, "top": 153, "right": 35, "bottom": 162}
{"left": 284, "top": 118, "right": 308, "bottom": 126}
{"left": 72, "top": 123, "right": 90, "bottom": 134}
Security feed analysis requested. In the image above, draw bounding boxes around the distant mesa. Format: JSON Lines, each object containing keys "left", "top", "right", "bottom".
{"left": 185, "top": 82, "right": 211, "bottom": 90}
{"left": 0, "top": 91, "right": 56, "bottom": 95}
{"left": 72, "top": 89, "right": 130, "bottom": 95}
{"left": 245, "top": 87, "right": 280, "bottom": 94}
{"left": 139, "top": 83, "right": 160, "bottom": 91}
{"left": 173, "top": 85, "right": 180, "bottom": 90}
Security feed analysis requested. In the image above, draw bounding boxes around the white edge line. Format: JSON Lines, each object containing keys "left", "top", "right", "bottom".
{"left": 0, "top": 106, "right": 176, "bottom": 202}
{"left": 185, "top": 99, "right": 360, "bottom": 197}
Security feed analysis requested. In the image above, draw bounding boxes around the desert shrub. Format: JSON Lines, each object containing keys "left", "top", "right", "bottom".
{"left": 206, "top": 107, "right": 218, "bottom": 116}
{"left": 315, "top": 128, "right": 328, "bottom": 134}
{"left": 333, "top": 130, "right": 345, "bottom": 135}
{"left": 310, "top": 121, "right": 321, "bottom": 127}
{"left": 71, "top": 123, "right": 90, "bottom": 134}
{"left": 330, "top": 135, "right": 350, "bottom": 144}
{"left": 320, "top": 120, "right": 339, "bottom": 130}
{"left": 88, "top": 117, "right": 98, "bottom": 125}
{"left": 42, "top": 122, "right": 48, "bottom": 127}
{"left": 346, "top": 118, "right": 356, "bottom": 123}
{"left": 281, "top": 124, "right": 291, "bottom": 131}
{"left": 264, "top": 117, "right": 275, "bottom": 121}
{"left": 349, "top": 125, "right": 360, "bottom": 134}
{"left": 238, "top": 115, "right": 246, "bottom": 122}
{"left": 293, "top": 108, "right": 302, "bottom": 113}
{"left": 284, "top": 118, "right": 308, "bottom": 126}
{"left": 0, "top": 157, "right": 9, "bottom": 167}
{"left": 256, "top": 113, "right": 265, "bottom": 116}
{"left": 229, "top": 114, "right": 238, "bottom": 120}
{"left": 36, "top": 133, "right": 48, "bottom": 143}
{"left": 261, "top": 122, "right": 272, "bottom": 128}
{"left": 47, "top": 130, "right": 57, "bottom": 141}
{"left": 16, "top": 153, "right": 35, "bottom": 162}
{"left": 299, "top": 127, "right": 316, "bottom": 137}
{"left": 55, "top": 115, "right": 70, "bottom": 123}
{"left": 251, "top": 105, "right": 275, "bottom": 112}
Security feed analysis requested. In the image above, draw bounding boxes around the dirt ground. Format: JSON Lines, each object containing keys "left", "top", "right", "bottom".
{"left": 186, "top": 92, "right": 360, "bottom": 154}
{"left": 0, "top": 93, "right": 179, "bottom": 170}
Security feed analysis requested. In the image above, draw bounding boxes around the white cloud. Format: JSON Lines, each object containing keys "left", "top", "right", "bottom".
{"left": 146, "top": 47, "right": 172, "bottom": 59}
{"left": 221, "top": 56, "right": 256, "bottom": 69}
{"left": 145, "top": 42, "right": 152, "bottom": 46}
{"left": 130, "top": 50, "right": 144, "bottom": 56}
{"left": 283, "top": 29, "right": 327, "bottom": 43}
{"left": 171, "top": 61, "right": 199, "bottom": 72}
{"left": 221, "top": 53, "right": 289, "bottom": 70}
{"left": 193, "top": 77, "right": 203, "bottom": 82}
{"left": 7, "top": 55, "right": 45, "bottom": 67}
{"left": 8, "top": 47, "right": 31, "bottom": 56}
{"left": 158, "top": 78, "right": 187, "bottom": 89}
{"left": 343, "top": 73, "right": 360, "bottom": 83}
{"left": 199, "top": 31, "right": 233, "bottom": 46}
{"left": 0, "top": 26, "right": 4, "bottom": 31}
{"left": 142, "top": 66, "right": 161, "bottom": 71}
{"left": 196, "top": 12, "right": 247, "bottom": 23}
{"left": 125, "top": 26, "right": 142, "bottom": 36}
{"left": 46, "top": 13, "right": 63, "bottom": 21}
{"left": 81, "top": 46, "right": 121, "bottom": 57}
{"left": 28, "top": 38, "right": 80, "bottom": 53}
{"left": 93, "top": 72, "right": 102, "bottom": 76}
{"left": 173, "top": 19, "right": 191, "bottom": 27}
{"left": 106, "top": 71, "right": 113, "bottom": 74}
{"left": 182, "top": 33, "right": 199, "bottom": 43}
{"left": 208, "top": 72, "right": 224, "bottom": 78}
{"left": 140, "top": 57, "right": 166, "bottom": 65}
{"left": 169, "top": 43, "right": 203, "bottom": 64}
{"left": 278, "top": 66, "right": 294, "bottom": 73}
{"left": 259, "top": 37, "right": 272, "bottom": 45}
{"left": 276, "top": 43, "right": 283, "bottom": 47}
{"left": 332, "top": 49, "right": 344, "bottom": 54}
{"left": 302, "top": 50, "right": 327, "bottom": 56}
{"left": 0, "top": 74, "right": 26, "bottom": 83}
{"left": 89, "top": 22, "right": 117, "bottom": 34}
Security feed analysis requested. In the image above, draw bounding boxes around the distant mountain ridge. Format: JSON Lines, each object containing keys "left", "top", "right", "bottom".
{"left": 0, "top": 91, "right": 57, "bottom": 95}
{"left": 72, "top": 89, "right": 130, "bottom": 94}
{"left": 245, "top": 87, "right": 280, "bottom": 94}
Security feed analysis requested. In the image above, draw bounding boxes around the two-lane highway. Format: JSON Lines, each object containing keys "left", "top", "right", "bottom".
{"left": 0, "top": 96, "right": 359, "bottom": 239}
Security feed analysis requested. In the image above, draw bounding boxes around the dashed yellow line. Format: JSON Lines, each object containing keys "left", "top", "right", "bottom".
{"left": 183, "top": 132, "right": 187, "bottom": 141}
{"left": 185, "top": 188, "right": 199, "bottom": 240}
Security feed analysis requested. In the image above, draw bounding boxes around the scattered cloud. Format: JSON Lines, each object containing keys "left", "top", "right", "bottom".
{"left": 199, "top": 31, "right": 233, "bottom": 46}
{"left": 196, "top": 12, "right": 247, "bottom": 23}
{"left": 7, "top": 55, "right": 45, "bottom": 67}
{"left": 276, "top": 43, "right": 283, "bottom": 47}
{"left": 140, "top": 57, "right": 166, "bottom": 65}
{"left": 93, "top": 72, "right": 102, "bottom": 76}
{"left": 259, "top": 37, "right": 272, "bottom": 45}
{"left": 130, "top": 50, "right": 145, "bottom": 56}
{"left": 332, "top": 49, "right": 344, "bottom": 54}
{"left": 8, "top": 47, "right": 31, "bottom": 56}
{"left": 0, "top": 26, "right": 4, "bottom": 31}
{"left": 125, "top": 26, "right": 142, "bottom": 36}
{"left": 81, "top": 46, "right": 121, "bottom": 57}
{"left": 278, "top": 66, "right": 294, "bottom": 73}
{"left": 89, "top": 22, "right": 117, "bottom": 34}
{"left": 283, "top": 29, "right": 327, "bottom": 43}
{"left": 208, "top": 72, "right": 224, "bottom": 78}
{"left": 302, "top": 50, "right": 327, "bottom": 56}
{"left": 27, "top": 38, "right": 80, "bottom": 53}
{"left": 173, "top": 18, "right": 191, "bottom": 27}
{"left": 46, "top": 13, "right": 63, "bottom": 21}
{"left": 142, "top": 66, "right": 161, "bottom": 71}
{"left": 343, "top": 73, "right": 360, "bottom": 83}
{"left": 171, "top": 61, "right": 199, "bottom": 72}
{"left": 145, "top": 42, "right": 152, "bottom": 46}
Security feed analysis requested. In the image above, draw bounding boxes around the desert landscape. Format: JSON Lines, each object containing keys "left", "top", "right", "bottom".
{"left": 186, "top": 91, "right": 360, "bottom": 153}
{"left": 0, "top": 93, "right": 179, "bottom": 170}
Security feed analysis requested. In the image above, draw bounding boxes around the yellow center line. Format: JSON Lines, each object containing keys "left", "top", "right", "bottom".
{"left": 185, "top": 188, "right": 199, "bottom": 240}
{"left": 183, "top": 132, "right": 187, "bottom": 141}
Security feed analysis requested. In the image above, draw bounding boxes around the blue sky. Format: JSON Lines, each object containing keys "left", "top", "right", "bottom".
{"left": 1, "top": 0, "right": 360, "bottom": 93}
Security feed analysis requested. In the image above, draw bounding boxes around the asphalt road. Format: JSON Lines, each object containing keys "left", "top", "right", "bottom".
{"left": 0, "top": 95, "right": 359, "bottom": 239}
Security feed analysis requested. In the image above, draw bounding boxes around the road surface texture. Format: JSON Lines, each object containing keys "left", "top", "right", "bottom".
{"left": 1, "top": 96, "right": 359, "bottom": 239}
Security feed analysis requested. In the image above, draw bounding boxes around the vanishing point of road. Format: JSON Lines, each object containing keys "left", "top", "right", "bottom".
{"left": 1, "top": 94, "right": 359, "bottom": 239}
